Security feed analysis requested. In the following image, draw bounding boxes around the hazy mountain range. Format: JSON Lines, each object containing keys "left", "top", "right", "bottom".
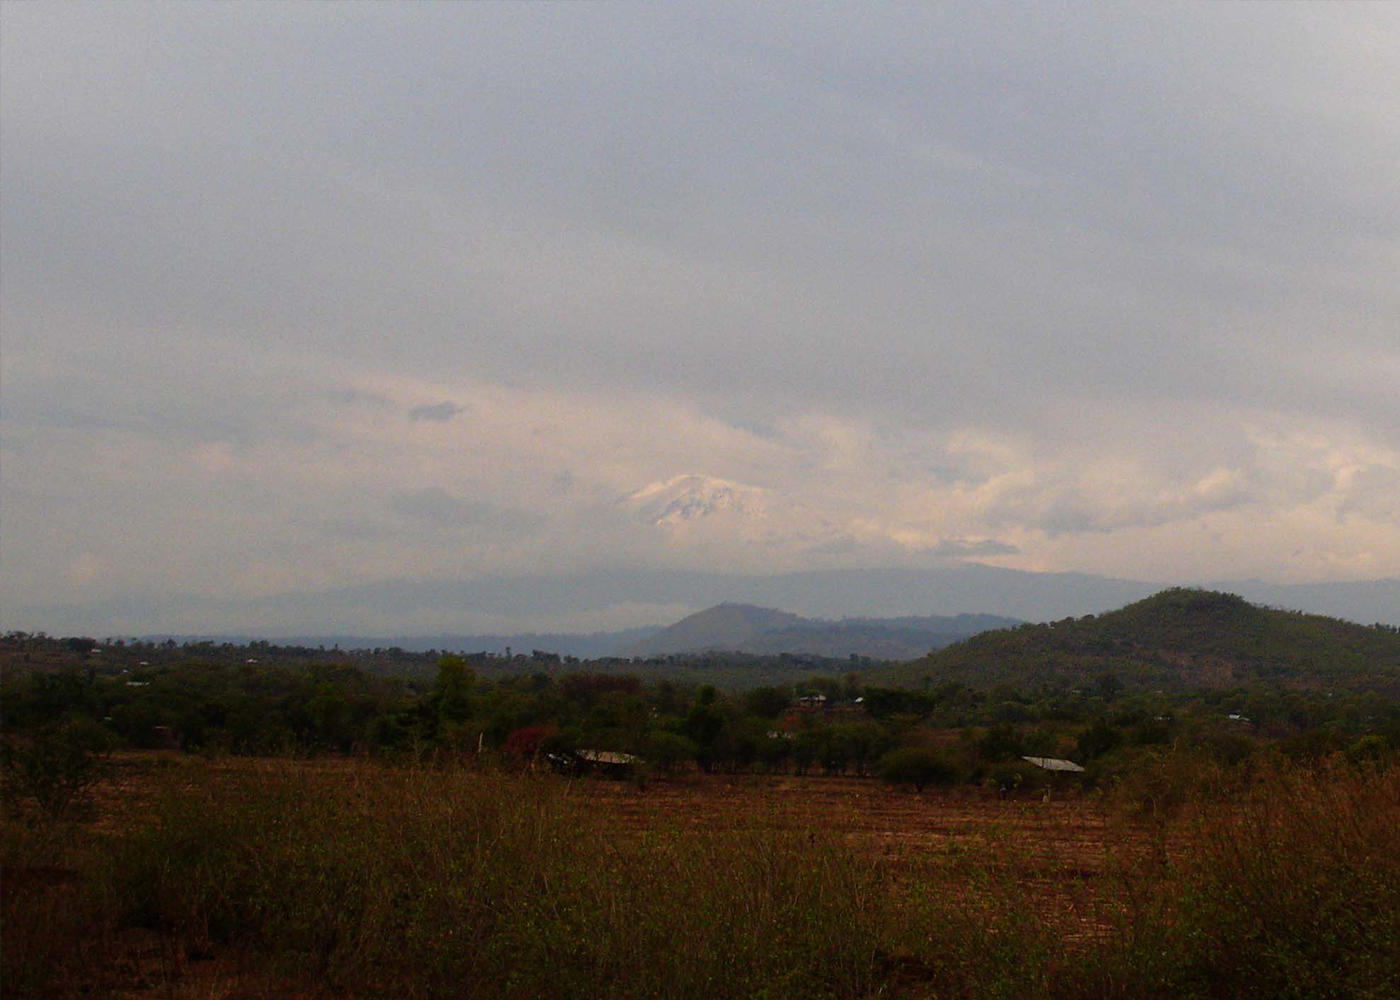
{"left": 145, "top": 629, "right": 661, "bottom": 660}
{"left": 618, "top": 604, "right": 1020, "bottom": 660}
{"left": 16, "top": 564, "right": 1397, "bottom": 642}
{"left": 133, "top": 607, "right": 1018, "bottom": 661}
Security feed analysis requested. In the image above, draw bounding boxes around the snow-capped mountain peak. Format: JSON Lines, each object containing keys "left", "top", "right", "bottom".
{"left": 621, "top": 474, "right": 766, "bottom": 525}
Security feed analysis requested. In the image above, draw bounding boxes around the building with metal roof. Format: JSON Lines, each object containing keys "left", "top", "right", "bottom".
{"left": 1021, "top": 756, "right": 1086, "bottom": 773}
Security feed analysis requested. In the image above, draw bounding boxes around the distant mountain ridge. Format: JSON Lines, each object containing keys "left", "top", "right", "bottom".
{"left": 17, "top": 564, "right": 1397, "bottom": 638}
{"left": 619, "top": 603, "right": 1020, "bottom": 659}
{"left": 863, "top": 588, "right": 1400, "bottom": 695}
{"left": 135, "top": 628, "right": 663, "bottom": 660}
{"left": 617, "top": 604, "right": 803, "bottom": 655}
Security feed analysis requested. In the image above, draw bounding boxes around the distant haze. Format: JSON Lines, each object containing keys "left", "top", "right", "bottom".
{"left": 3, "top": 6, "right": 1397, "bottom": 634}
{"left": 17, "top": 566, "right": 1398, "bottom": 638}
{"left": 618, "top": 603, "right": 1023, "bottom": 660}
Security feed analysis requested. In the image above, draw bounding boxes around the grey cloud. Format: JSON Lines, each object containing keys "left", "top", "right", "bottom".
{"left": 1003, "top": 477, "right": 1258, "bottom": 538}
{"left": 1033, "top": 494, "right": 1122, "bottom": 537}
{"left": 921, "top": 538, "right": 1020, "bottom": 558}
{"left": 803, "top": 535, "right": 1018, "bottom": 560}
{"left": 550, "top": 471, "right": 575, "bottom": 495}
{"left": 2, "top": 4, "right": 1397, "bottom": 631}
{"left": 329, "top": 387, "right": 391, "bottom": 409}
{"left": 407, "top": 402, "right": 464, "bottom": 423}
{"left": 962, "top": 452, "right": 1264, "bottom": 539}
{"left": 1335, "top": 466, "right": 1400, "bottom": 524}
{"left": 0, "top": 349, "right": 329, "bottom": 447}
{"left": 309, "top": 518, "right": 409, "bottom": 545}
{"left": 390, "top": 487, "right": 541, "bottom": 532}
{"left": 804, "top": 536, "right": 865, "bottom": 558}
{"left": 4, "top": 4, "right": 1394, "bottom": 432}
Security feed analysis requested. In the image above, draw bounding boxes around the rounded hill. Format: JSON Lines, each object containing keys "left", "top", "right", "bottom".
{"left": 864, "top": 588, "right": 1400, "bottom": 695}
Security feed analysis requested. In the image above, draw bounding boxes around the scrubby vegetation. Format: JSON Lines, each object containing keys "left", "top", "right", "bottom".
{"left": 4, "top": 590, "right": 1399, "bottom": 997}
{"left": 3, "top": 752, "right": 1397, "bottom": 999}
{"left": 870, "top": 588, "right": 1400, "bottom": 695}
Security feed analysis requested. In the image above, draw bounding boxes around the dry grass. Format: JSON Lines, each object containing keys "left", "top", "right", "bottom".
{"left": 3, "top": 753, "right": 1397, "bottom": 999}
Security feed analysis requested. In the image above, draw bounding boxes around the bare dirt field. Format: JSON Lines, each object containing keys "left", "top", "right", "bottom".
{"left": 569, "top": 771, "right": 1152, "bottom": 936}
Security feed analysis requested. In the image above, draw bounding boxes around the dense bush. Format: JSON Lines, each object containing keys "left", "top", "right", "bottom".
{"left": 875, "top": 747, "right": 956, "bottom": 792}
{"left": 1167, "top": 760, "right": 1400, "bottom": 1000}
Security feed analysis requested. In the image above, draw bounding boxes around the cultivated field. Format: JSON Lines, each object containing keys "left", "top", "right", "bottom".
{"left": 577, "top": 772, "right": 1138, "bottom": 927}
{"left": 4, "top": 752, "right": 1397, "bottom": 1000}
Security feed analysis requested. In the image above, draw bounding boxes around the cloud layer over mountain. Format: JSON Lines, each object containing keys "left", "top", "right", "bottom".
{"left": 2, "top": 5, "right": 1397, "bottom": 633}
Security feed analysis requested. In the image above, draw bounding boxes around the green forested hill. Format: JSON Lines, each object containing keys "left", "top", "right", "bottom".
{"left": 864, "top": 589, "right": 1400, "bottom": 695}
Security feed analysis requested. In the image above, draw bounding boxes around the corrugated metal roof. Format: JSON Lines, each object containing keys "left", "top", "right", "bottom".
{"left": 576, "top": 749, "right": 641, "bottom": 765}
{"left": 1021, "top": 756, "right": 1085, "bottom": 773}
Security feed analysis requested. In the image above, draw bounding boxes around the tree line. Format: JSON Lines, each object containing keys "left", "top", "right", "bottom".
{"left": 5, "top": 632, "right": 1398, "bottom": 802}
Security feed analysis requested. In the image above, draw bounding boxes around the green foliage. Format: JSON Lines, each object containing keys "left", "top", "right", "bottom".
{"left": 876, "top": 747, "right": 956, "bottom": 792}
{"left": 867, "top": 588, "right": 1400, "bottom": 696}
{"left": 4, "top": 613, "right": 1398, "bottom": 794}
{"left": 842, "top": 721, "right": 895, "bottom": 777}
{"left": 1077, "top": 717, "right": 1122, "bottom": 760}
{"left": 743, "top": 684, "right": 792, "bottom": 719}
{"left": 1347, "top": 733, "right": 1390, "bottom": 769}
{"left": 642, "top": 730, "right": 699, "bottom": 773}
{"left": 977, "top": 723, "right": 1025, "bottom": 762}
{"left": 683, "top": 696, "right": 725, "bottom": 771}
{"left": 430, "top": 654, "right": 475, "bottom": 725}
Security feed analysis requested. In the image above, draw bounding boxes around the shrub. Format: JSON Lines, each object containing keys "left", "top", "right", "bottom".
{"left": 0, "top": 718, "right": 112, "bottom": 826}
{"left": 503, "top": 724, "right": 555, "bottom": 758}
{"left": 1165, "top": 760, "right": 1400, "bottom": 1000}
{"left": 643, "top": 730, "right": 699, "bottom": 773}
{"left": 1347, "top": 733, "right": 1389, "bottom": 769}
{"left": 877, "top": 747, "right": 956, "bottom": 792}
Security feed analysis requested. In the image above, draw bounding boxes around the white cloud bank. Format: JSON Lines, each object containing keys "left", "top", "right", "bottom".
{"left": 4, "top": 360, "right": 1395, "bottom": 624}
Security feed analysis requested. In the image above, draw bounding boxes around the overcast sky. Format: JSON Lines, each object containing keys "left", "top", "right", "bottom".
{"left": 3, "top": 4, "right": 1397, "bottom": 634}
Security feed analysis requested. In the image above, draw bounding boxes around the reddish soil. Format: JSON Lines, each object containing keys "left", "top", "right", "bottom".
{"left": 575, "top": 772, "right": 1129, "bottom": 865}
{"left": 568, "top": 772, "right": 1152, "bottom": 938}
{"left": 9, "top": 756, "right": 1159, "bottom": 998}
